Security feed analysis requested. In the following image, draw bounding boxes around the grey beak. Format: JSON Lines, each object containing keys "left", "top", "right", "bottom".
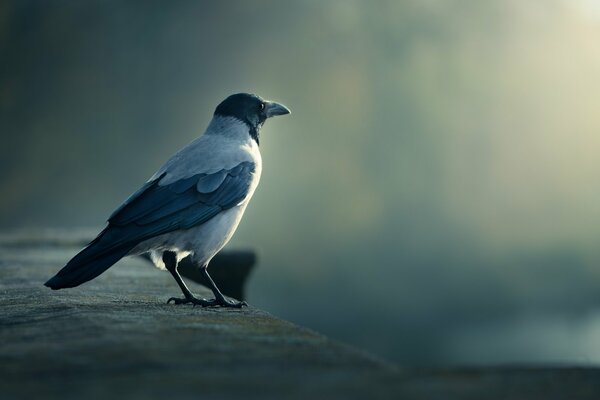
{"left": 264, "top": 101, "right": 291, "bottom": 118}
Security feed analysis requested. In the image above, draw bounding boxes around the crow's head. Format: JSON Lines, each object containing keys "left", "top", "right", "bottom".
{"left": 214, "top": 93, "right": 290, "bottom": 143}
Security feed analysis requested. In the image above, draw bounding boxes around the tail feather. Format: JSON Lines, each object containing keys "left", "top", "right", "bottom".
{"left": 45, "top": 229, "right": 138, "bottom": 290}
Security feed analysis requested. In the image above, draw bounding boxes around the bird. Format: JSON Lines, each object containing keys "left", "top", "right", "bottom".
{"left": 45, "top": 93, "right": 290, "bottom": 308}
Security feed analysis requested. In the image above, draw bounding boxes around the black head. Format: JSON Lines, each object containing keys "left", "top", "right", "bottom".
{"left": 214, "top": 93, "right": 290, "bottom": 144}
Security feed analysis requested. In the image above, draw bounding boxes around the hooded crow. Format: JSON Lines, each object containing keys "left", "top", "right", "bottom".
{"left": 45, "top": 93, "right": 290, "bottom": 308}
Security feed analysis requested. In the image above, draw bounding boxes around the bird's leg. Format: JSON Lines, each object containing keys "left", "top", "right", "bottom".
{"left": 200, "top": 266, "right": 248, "bottom": 308}
{"left": 163, "top": 251, "right": 216, "bottom": 307}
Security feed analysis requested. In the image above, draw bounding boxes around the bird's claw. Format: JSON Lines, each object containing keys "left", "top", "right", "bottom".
{"left": 167, "top": 296, "right": 189, "bottom": 305}
{"left": 167, "top": 296, "right": 247, "bottom": 308}
{"left": 167, "top": 296, "right": 214, "bottom": 307}
{"left": 220, "top": 298, "right": 248, "bottom": 308}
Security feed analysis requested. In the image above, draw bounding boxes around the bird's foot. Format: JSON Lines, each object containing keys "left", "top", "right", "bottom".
{"left": 217, "top": 297, "right": 248, "bottom": 308}
{"left": 167, "top": 295, "right": 247, "bottom": 308}
{"left": 167, "top": 296, "right": 215, "bottom": 307}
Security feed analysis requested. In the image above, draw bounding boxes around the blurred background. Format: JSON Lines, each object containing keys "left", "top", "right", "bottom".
{"left": 2, "top": 0, "right": 600, "bottom": 367}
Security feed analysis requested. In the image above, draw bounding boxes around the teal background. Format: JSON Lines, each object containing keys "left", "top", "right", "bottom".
{"left": 3, "top": 0, "right": 600, "bottom": 366}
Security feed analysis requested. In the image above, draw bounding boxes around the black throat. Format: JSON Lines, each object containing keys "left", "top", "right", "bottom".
{"left": 249, "top": 125, "right": 260, "bottom": 145}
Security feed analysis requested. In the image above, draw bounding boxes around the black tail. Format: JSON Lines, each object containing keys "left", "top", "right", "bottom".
{"left": 44, "top": 229, "right": 137, "bottom": 290}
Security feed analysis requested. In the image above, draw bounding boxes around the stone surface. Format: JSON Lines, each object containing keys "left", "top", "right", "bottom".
{"left": 0, "top": 230, "right": 400, "bottom": 399}
{"left": 1, "top": 230, "right": 600, "bottom": 399}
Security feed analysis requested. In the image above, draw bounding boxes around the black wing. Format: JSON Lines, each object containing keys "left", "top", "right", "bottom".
{"left": 45, "top": 161, "right": 255, "bottom": 289}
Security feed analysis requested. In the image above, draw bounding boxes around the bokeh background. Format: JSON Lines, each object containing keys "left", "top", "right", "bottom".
{"left": 3, "top": 0, "right": 600, "bottom": 366}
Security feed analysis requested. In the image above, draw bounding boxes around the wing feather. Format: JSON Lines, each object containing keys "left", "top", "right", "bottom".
{"left": 196, "top": 170, "right": 228, "bottom": 193}
{"left": 106, "top": 161, "right": 255, "bottom": 247}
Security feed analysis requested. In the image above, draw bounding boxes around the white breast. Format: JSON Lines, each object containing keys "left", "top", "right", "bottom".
{"left": 141, "top": 204, "right": 250, "bottom": 269}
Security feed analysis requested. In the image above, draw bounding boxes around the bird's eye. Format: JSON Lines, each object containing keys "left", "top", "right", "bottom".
{"left": 260, "top": 103, "right": 265, "bottom": 111}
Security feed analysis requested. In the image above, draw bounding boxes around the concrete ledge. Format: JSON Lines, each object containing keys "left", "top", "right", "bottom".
{"left": 2, "top": 230, "right": 600, "bottom": 399}
{"left": 0, "top": 230, "right": 400, "bottom": 399}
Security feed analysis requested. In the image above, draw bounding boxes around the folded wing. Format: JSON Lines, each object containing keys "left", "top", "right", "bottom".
{"left": 45, "top": 161, "right": 256, "bottom": 289}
